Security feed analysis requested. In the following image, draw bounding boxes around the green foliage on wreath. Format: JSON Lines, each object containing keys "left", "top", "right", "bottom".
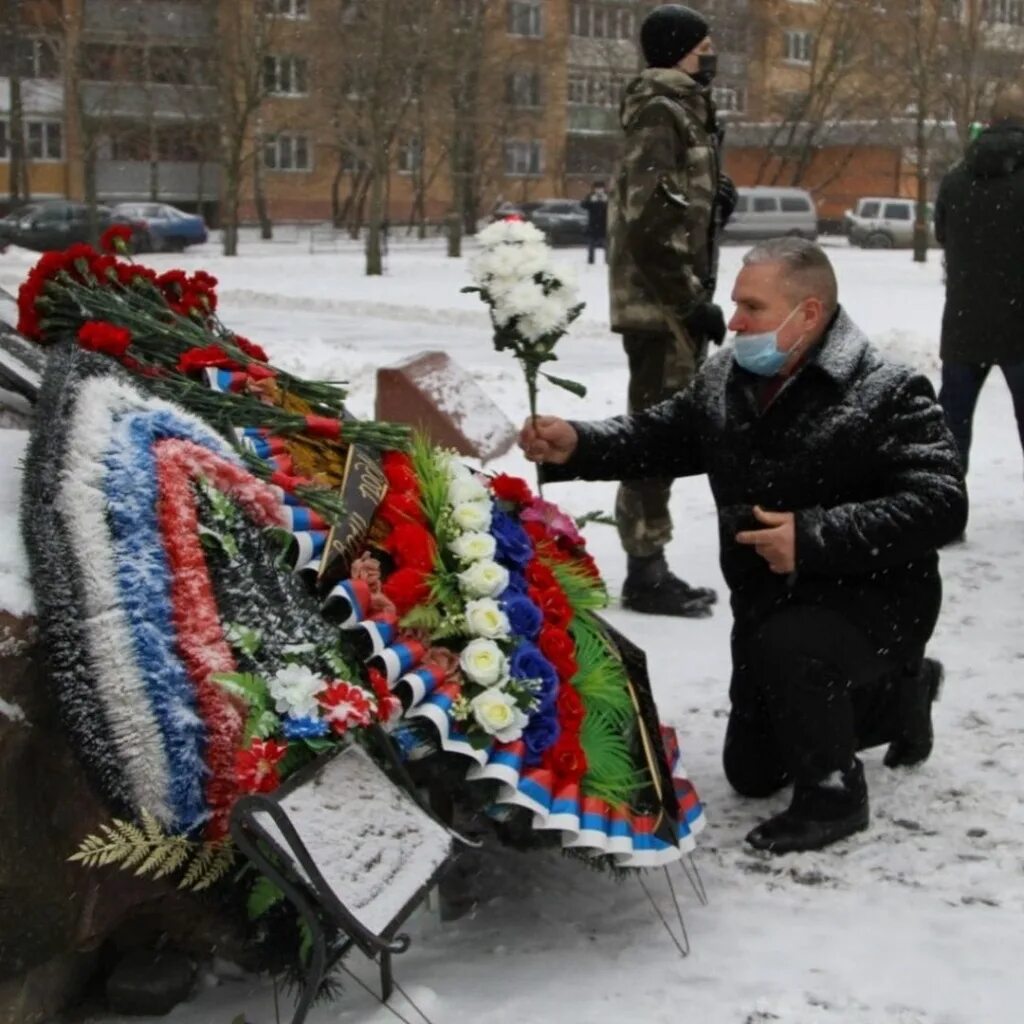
{"left": 69, "top": 810, "right": 235, "bottom": 891}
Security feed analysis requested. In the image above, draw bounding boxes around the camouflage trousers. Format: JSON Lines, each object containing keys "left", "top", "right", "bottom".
{"left": 615, "top": 329, "right": 704, "bottom": 558}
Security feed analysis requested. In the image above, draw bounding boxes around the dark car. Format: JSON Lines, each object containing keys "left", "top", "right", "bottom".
{"left": 114, "top": 202, "right": 208, "bottom": 252}
{"left": 492, "top": 199, "right": 589, "bottom": 246}
{"left": 0, "top": 200, "right": 147, "bottom": 253}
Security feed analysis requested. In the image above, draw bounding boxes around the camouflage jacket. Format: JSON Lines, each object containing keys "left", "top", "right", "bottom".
{"left": 608, "top": 68, "right": 720, "bottom": 338}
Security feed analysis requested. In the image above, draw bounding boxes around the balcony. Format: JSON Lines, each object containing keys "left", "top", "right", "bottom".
{"left": 82, "top": 0, "right": 216, "bottom": 41}
{"left": 567, "top": 106, "right": 619, "bottom": 135}
{"left": 96, "top": 159, "right": 221, "bottom": 202}
{"left": 81, "top": 81, "right": 217, "bottom": 120}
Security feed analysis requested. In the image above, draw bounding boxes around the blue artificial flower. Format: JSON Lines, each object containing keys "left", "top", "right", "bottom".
{"left": 522, "top": 708, "right": 561, "bottom": 765}
{"left": 281, "top": 715, "right": 330, "bottom": 739}
{"left": 502, "top": 592, "right": 543, "bottom": 640}
{"left": 490, "top": 509, "right": 534, "bottom": 570}
{"left": 509, "top": 642, "right": 558, "bottom": 708}
{"left": 504, "top": 569, "right": 529, "bottom": 595}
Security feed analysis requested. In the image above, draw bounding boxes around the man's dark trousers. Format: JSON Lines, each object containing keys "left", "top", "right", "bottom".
{"left": 939, "top": 359, "right": 1024, "bottom": 471}
{"left": 724, "top": 606, "right": 916, "bottom": 796}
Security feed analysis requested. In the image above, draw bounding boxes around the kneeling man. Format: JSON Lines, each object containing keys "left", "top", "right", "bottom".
{"left": 520, "top": 238, "right": 967, "bottom": 853}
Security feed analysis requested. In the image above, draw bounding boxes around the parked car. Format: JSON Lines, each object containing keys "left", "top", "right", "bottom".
{"left": 721, "top": 187, "right": 819, "bottom": 242}
{"left": 0, "top": 200, "right": 147, "bottom": 253}
{"left": 492, "top": 199, "right": 589, "bottom": 246}
{"left": 844, "top": 197, "right": 937, "bottom": 249}
{"left": 114, "top": 202, "right": 208, "bottom": 252}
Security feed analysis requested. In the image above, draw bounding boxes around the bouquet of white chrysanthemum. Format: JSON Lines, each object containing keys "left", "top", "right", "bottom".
{"left": 464, "top": 219, "right": 586, "bottom": 433}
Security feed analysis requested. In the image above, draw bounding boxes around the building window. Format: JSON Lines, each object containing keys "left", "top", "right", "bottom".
{"left": 712, "top": 85, "right": 745, "bottom": 114}
{"left": 9, "top": 37, "right": 61, "bottom": 79}
{"left": 263, "top": 133, "right": 311, "bottom": 171}
{"left": 508, "top": 0, "right": 543, "bottom": 37}
{"left": 263, "top": 55, "right": 309, "bottom": 96}
{"left": 259, "top": 0, "right": 310, "bottom": 15}
{"left": 783, "top": 30, "right": 814, "bottom": 64}
{"left": 506, "top": 70, "right": 542, "bottom": 108}
{"left": 571, "top": 3, "right": 635, "bottom": 39}
{"left": 982, "top": 0, "right": 1024, "bottom": 24}
{"left": 397, "top": 136, "right": 422, "bottom": 174}
{"left": 567, "top": 70, "right": 627, "bottom": 108}
{"left": 22, "top": 120, "right": 64, "bottom": 161}
{"left": 504, "top": 139, "right": 543, "bottom": 176}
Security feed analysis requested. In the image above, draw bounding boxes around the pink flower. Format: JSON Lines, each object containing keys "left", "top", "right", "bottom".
{"left": 520, "top": 498, "right": 582, "bottom": 546}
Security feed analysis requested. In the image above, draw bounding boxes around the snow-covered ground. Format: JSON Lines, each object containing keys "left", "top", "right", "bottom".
{"left": 2, "top": 236, "right": 1023, "bottom": 1024}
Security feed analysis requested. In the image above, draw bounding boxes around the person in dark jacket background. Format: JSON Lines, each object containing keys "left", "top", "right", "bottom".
{"left": 520, "top": 239, "right": 967, "bottom": 854}
{"left": 581, "top": 181, "right": 609, "bottom": 265}
{"left": 935, "top": 85, "right": 1024, "bottom": 478}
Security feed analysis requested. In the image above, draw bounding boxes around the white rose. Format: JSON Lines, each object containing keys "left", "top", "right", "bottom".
{"left": 268, "top": 664, "right": 327, "bottom": 719}
{"left": 460, "top": 638, "right": 508, "bottom": 687}
{"left": 458, "top": 558, "right": 509, "bottom": 598}
{"left": 470, "top": 688, "right": 528, "bottom": 742}
{"left": 445, "top": 457, "right": 473, "bottom": 482}
{"left": 465, "top": 598, "right": 510, "bottom": 640}
{"left": 448, "top": 531, "right": 497, "bottom": 564}
{"left": 448, "top": 475, "right": 488, "bottom": 505}
{"left": 452, "top": 500, "right": 492, "bottom": 533}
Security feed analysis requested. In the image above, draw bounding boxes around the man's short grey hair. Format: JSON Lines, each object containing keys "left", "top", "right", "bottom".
{"left": 742, "top": 237, "right": 839, "bottom": 315}
{"left": 991, "top": 84, "right": 1024, "bottom": 124}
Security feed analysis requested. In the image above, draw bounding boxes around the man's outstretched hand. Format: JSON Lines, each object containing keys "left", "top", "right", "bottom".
{"left": 735, "top": 505, "right": 796, "bottom": 574}
{"left": 519, "top": 416, "right": 579, "bottom": 465}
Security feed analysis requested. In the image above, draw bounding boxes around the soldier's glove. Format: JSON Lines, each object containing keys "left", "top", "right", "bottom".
{"left": 683, "top": 302, "right": 727, "bottom": 346}
{"left": 717, "top": 174, "right": 738, "bottom": 226}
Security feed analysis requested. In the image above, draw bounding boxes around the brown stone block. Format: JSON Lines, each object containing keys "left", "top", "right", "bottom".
{"left": 375, "top": 351, "right": 517, "bottom": 462}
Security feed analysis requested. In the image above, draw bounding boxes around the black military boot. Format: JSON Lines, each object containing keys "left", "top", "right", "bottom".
{"left": 622, "top": 553, "right": 717, "bottom": 618}
{"left": 884, "top": 658, "right": 944, "bottom": 769}
{"left": 745, "top": 759, "right": 869, "bottom": 855}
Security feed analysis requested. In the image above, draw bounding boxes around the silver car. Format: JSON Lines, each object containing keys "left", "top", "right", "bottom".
{"left": 722, "top": 187, "right": 819, "bottom": 242}
{"left": 845, "top": 197, "right": 937, "bottom": 249}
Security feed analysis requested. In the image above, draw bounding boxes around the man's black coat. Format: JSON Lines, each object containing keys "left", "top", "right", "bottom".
{"left": 548, "top": 310, "right": 967, "bottom": 657}
{"left": 935, "top": 120, "right": 1024, "bottom": 365}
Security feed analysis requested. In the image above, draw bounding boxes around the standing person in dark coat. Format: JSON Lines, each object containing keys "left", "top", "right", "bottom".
{"left": 935, "top": 85, "right": 1024, "bottom": 478}
{"left": 581, "top": 181, "right": 609, "bottom": 264}
{"left": 519, "top": 239, "right": 967, "bottom": 854}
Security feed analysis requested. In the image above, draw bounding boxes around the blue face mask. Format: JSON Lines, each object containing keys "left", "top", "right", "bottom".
{"left": 733, "top": 305, "right": 805, "bottom": 377}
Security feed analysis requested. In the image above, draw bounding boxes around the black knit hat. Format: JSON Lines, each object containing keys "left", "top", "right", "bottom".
{"left": 640, "top": 4, "right": 710, "bottom": 69}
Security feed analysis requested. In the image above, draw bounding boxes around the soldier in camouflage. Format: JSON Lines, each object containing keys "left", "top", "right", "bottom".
{"left": 609, "top": 3, "right": 736, "bottom": 617}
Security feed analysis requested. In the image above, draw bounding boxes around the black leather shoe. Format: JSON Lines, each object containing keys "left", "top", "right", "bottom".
{"left": 623, "top": 553, "right": 717, "bottom": 618}
{"left": 746, "top": 760, "right": 869, "bottom": 854}
{"left": 884, "top": 658, "right": 944, "bottom": 769}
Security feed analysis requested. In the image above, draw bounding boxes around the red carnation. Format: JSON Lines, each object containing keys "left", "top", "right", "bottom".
{"left": 539, "top": 625, "right": 578, "bottom": 679}
{"left": 235, "top": 738, "right": 287, "bottom": 794}
{"left": 526, "top": 559, "right": 557, "bottom": 591}
{"left": 232, "top": 334, "right": 269, "bottom": 361}
{"left": 543, "top": 733, "right": 588, "bottom": 784}
{"left": 529, "top": 586, "right": 573, "bottom": 630}
{"left": 177, "top": 345, "right": 242, "bottom": 374}
{"left": 376, "top": 489, "right": 426, "bottom": 527}
{"left": 385, "top": 521, "right": 436, "bottom": 573}
{"left": 99, "top": 224, "right": 134, "bottom": 254}
{"left": 77, "top": 321, "right": 132, "bottom": 358}
{"left": 490, "top": 473, "right": 533, "bottom": 506}
{"left": 523, "top": 520, "right": 547, "bottom": 544}
{"left": 382, "top": 567, "right": 431, "bottom": 616}
{"left": 381, "top": 451, "right": 419, "bottom": 494}
{"left": 556, "top": 684, "right": 586, "bottom": 730}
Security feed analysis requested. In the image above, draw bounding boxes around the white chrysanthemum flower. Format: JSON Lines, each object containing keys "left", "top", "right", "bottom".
{"left": 444, "top": 456, "right": 473, "bottom": 483}
{"left": 268, "top": 664, "right": 327, "bottom": 719}
{"left": 470, "top": 688, "right": 528, "bottom": 741}
{"left": 460, "top": 638, "right": 509, "bottom": 687}
{"left": 465, "top": 597, "right": 511, "bottom": 640}
{"left": 452, "top": 499, "right": 492, "bottom": 533}
{"left": 520, "top": 295, "right": 570, "bottom": 343}
{"left": 448, "top": 531, "right": 498, "bottom": 564}
{"left": 458, "top": 558, "right": 509, "bottom": 598}
{"left": 449, "top": 475, "right": 489, "bottom": 505}
{"left": 477, "top": 219, "right": 547, "bottom": 249}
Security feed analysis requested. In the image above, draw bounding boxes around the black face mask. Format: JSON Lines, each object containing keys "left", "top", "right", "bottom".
{"left": 692, "top": 53, "right": 718, "bottom": 87}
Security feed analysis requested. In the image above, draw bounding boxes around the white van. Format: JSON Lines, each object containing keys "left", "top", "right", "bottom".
{"left": 722, "top": 187, "right": 819, "bottom": 242}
